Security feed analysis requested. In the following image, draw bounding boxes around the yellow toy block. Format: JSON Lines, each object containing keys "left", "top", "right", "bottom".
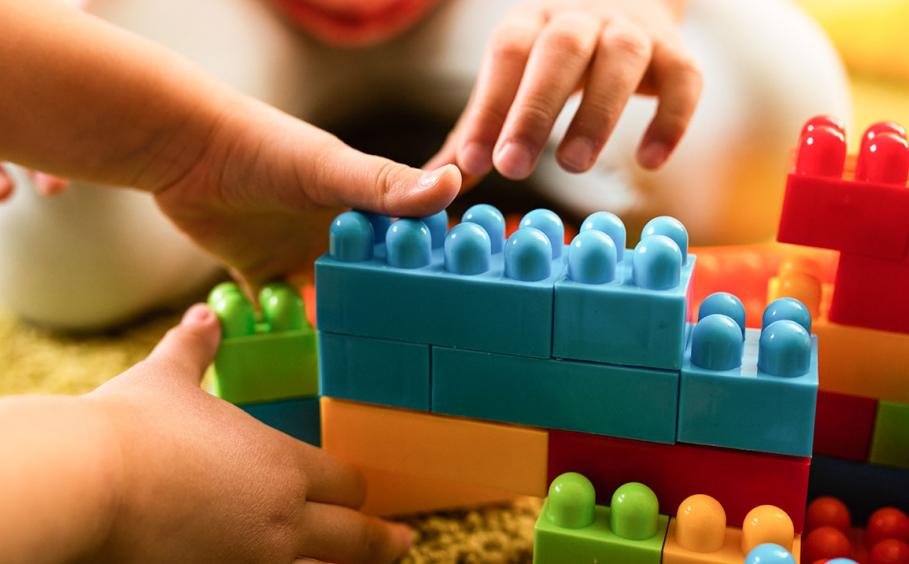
{"left": 321, "top": 398, "right": 549, "bottom": 498}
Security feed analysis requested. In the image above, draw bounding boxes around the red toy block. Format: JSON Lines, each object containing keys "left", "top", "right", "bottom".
{"left": 813, "top": 391, "right": 879, "bottom": 462}
{"left": 548, "top": 430, "right": 811, "bottom": 533}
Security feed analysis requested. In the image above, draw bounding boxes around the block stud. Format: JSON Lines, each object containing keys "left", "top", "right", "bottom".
{"left": 632, "top": 235, "right": 682, "bottom": 290}
{"left": 610, "top": 482, "right": 660, "bottom": 541}
{"left": 801, "top": 115, "right": 846, "bottom": 137}
{"left": 259, "top": 282, "right": 307, "bottom": 332}
{"left": 676, "top": 494, "right": 727, "bottom": 553}
{"left": 359, "top": 211, "right": 392, "bottom": 244}
{"left": 762, "top": 297, "right": 811, "bottom": 333}
{"left": 580, "top": 211, "right": 626, "bottom": 261}
{"left": 855, "top": 131, "right": 909, "bottom": 186}
{"left": 856, "top": 121, "right": 907, "bottom": 182}
{"left": 520, "top": 209, "right": 564, "bottom": 259}
{"left": 504, "top": 227, "right": 552, "bottom": 282}
{"left": 698, "top": 292, "right": 746, "bottom": 335}
{"left": 691, "top": 314, "right": 744, "bottom": 371}
{"left": 742, "top": 505, "right": 795, "bottom": 554}
{"left": 208, "top": 281, "right": 243, "bottom": 306}
{"left": 386, "top": 219, "right": 432, "bottom": 269}
{"left": 208, "top": 289, "right": 256, "bottom": 339}
{"left": 567, "top": 230, "right": 617, "bottom": 284}
{"left": 329, "top": 211, "right": 374, "bottom": 262}
{"left": 642, "top": 216, "right": 688, "bottom": 264}
{"left": 545, "top": 472, "right": 596, "bottom": 529}
{"left": 420, "top": 209, "right": 448, "bottom": 249}
{"left": 744, "top": 543, "right": 797, "bottom": 564}
{"left": 444, "top": 223, "right": 492, "bottom": 275}
{"left": 462, "top": 204, "right": 505, "bottom": 253}
{"left": 796, "top": 124, "right": 846, "bottom": 178}
{"left": 758, "top": 320, "right": 811, "bottom": 378}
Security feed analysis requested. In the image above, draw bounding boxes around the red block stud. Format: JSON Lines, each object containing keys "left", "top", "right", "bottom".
{"left": 857, "top": 121, "right": 908, "bottom": 178}
{"left": 807, "top": 496, "right": 852, "bottom": 533}
{"left": 856, "top": 131, "right": 909, "bottom": 186}
{"left": 802, "top": 115, "right": 847, "bottom": 137}
{"left": 871, "top": 539, "right": 909, "bottom": 564}
{"left": 868, "top": 508, "right": 909, "bottom": 547}
{"left": 803, "top": 526, "right": 853, "bottom": 563}
{"left": 796, "top": 124, "right": 847, "bottom": 178}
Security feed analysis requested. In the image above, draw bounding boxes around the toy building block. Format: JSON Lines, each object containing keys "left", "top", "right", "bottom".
{"left": 207, "top": 282, "right": 318, "bottom": 404}
{"left": 315, "top": 206, "right": 566, "bottom": 359}
{"left": 319, "top": 332, "right": 430, "bottom": 411}
{"left": 745, "top": 544, "right": 799, "bottom": 564}
{"left": 533, "top": 474, "right": 669, "bottom": 564}
{"left": 809, "top": 457, "right": 909, "bottom": 524}
{"left": 664, "top": 495, "right": 801, "bottom": 564}
{"left": 870, "top": 401, "right": 909, "bottom": 470}
{"left": 239, "top": 396, "right": 321, "bottom": 445}
{"left": 777, "top": 116, "right": 909, "bottom": 334}
{"left": 678, "top": 296, "right": 818, "bottom": 457}
{"left": 548, "top": 430, "right": 811, "bottom": 533}
{"left": 813, "top": 391, "right": 878, "bottom": 462}
{"left": 553, "top": 214, "right": 696, "bottom": 370}
{"left": 431, "top": 345, "right": 678, "bottom": 444}
{"left": 320, "top": 398, "right": 549, "bottom": 497}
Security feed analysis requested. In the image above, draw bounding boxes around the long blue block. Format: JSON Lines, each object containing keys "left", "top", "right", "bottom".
{"left": 240, "top": 396, "right": 321, "bottom": 446}
{"left": 809, "top": 457, "right": 909, "bottom": 523}
{"left": 319, "top": 331, "right": 430, "bottom": 410}
{"left": 553, "top": 255, "right": 695, "bottom": 370}
{"left": 431, "top": 346, "right": 679, "bottom": 444}
{"left": 678, "top": 326, "right": 818, "bottom": 457}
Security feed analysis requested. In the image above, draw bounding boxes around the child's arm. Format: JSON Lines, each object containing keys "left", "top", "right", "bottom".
{"left": 0, "top": 305, "right": 412, "bottom": 563}
{"left": 427, "top": 0, "right": 700, "bottom": 183}
{"left": 0, "top": 0, "right": 461, "bottom": 287}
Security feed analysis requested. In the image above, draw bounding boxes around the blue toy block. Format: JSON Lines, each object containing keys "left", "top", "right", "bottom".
{"left": 678, "top": 298, "right": 819, "bottom": 457}
{"left": 239, "top": 396, "right": 321, "bottom": 446}
{"left": 315, "top": 207, "right": 566, "bottom": 358}
{"left": 553, "top": 215, "right": 696, "bottom": 370}
{"left": 319, "top": 331, "right": 430, "bottom": 411}
{"left": 808, "top": 456, "right": 909, "bottom": 524}
{"left": 431, "top": 346, "right": 678, "bottom": 444}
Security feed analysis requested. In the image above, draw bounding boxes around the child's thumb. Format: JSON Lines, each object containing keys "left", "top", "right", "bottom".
{"left": 146, "top": 304, "right": 221, "bottom": 385}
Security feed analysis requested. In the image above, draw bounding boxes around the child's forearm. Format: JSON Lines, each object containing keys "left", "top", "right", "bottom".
{"left": 0, "top": 0, "right": 233, "bottom": 191}
{"left": 0, "top": 395, "right": 119, "bottom": 563}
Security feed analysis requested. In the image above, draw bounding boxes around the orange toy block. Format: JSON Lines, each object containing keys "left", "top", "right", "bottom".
{"left": 321, "top": 398, "right": 549, "bottom": 498}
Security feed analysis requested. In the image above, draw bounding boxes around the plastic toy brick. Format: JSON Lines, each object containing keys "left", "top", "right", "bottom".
{"left": 320, "top": 398, "right": 549, "bottom": 497}
{"left": 548, "top": 430, "right": 811, "bottom": 533}
{"left": 239, "top": 396, "right": 321, "bottom": 446}
{"left": 663, "top": 495, "right": 802, "bottom": 564}
{"left": 745, "top": 544, "right": 800, "bottom": 564}
{"left": 678, "top": 297, "right": 818, "bottom": 457}
{"left": 315, "top": 206, "right": 565, "bottom": 359}
{"left": 533, "top": 474, "right": 668, "bottom": 564}
{"left": 553, "top": 215, "right": 696, "bottom": 370}
{"left": 208, "top": 282, "right": 318, "bottom": 404}
{"left": 870, "top": 401, "right": 909, "bottom": 470}
{"left": 431, "top": 345, "right": 678, "bottom": 444}
{"left": 813, "top": 391, "right": 878, "bottom": 462}
{"left": 319, "top": 332, "right": 430, "bottom": 411}
{"left": 808, "top": 457, "right": 909, "bottom": 524}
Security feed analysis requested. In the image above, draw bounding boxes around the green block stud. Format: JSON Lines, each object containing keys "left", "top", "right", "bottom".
{"left": 870, "top": 400, "right": 909, "bottom": 470}
{"left": 533, "top": 473, "right": 668, "bottom": 564}
{"left": 208, "top": 282, "right": 318, "bottom": 404}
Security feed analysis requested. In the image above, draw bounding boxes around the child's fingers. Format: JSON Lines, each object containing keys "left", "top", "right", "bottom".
{"left": 32, "top": 172, "right": 70, "bottom": 196}
{"left": 492, "top": 12, "right": 601, "bottom": 180}
{"left": 557, "top": 21, "right": 652, "bottom": 173}
{"left": 636, "top": 44, "right": 703, "bottom": 169}
{"left": 144, "top": 304, "right": 221, "bottom": 383}
{"left": 452, "top": 9, "right": 545, "bottom": 176}
{"left": 294, "top": 445, "right": 367, "bottom": 510}
{"left": 295, "top": 502, "right": 413, "bottom": 564}
{"left": 0, "top": 168, "right": 13, "bottom": 202}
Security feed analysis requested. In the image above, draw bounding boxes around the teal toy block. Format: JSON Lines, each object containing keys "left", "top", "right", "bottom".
{"left": 208, "top": 282, "right": 318, "bottom": 404}
{"left": 319, "top": 332, "right": 430, "bottom": 411}
{"left": 239, "top": 396, "right": 321, "bottom": 446}
{"left": 431, "top": 346, "right": 678, "bottom": 444}
{"left": 554, "top": 215, "right": 696, "bottom": 370}
{"left": 678, "top": 298, "right": 819, "bottom": 457}
{"left": 534, "top": 473, "right": 668, "bottom": 564}
{"left": 315, "top": 207, "right": 566, "bottom": 358}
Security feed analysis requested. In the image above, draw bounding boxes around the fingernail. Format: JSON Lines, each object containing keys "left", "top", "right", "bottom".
{"left": 494, "top": 142, "right": 534, "bottom": 179}
{"left": 560, "top": 138, "right": 597, "bottom": 172}
{"left": 396, "top": 524, "right": 415, "bottom": 551}
{"left": 418, "top": 165, "right": 448, "bottom": 189}
{"left": 460, "top": 142, "right": 493, "bottom": 175}
{"left": 637, "top": 142, "right": 671, "bottom": 169}
{"left": 181, "top": 304, "right": 213, "bottom": 326}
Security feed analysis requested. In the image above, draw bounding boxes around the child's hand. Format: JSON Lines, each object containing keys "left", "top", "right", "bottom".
{"left": 428, "top": 0, "right": 702, "bottom": 182}
{"left": 0, "top": 166, "right": 69, "bottom": 202}
{"left": 87, "top": 304, "right": 413, "bottom": 563}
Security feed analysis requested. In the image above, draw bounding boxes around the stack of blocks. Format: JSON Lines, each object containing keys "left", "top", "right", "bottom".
{"left": 207, "top": 282, "right": 321, "bottom": 446}
{"left": 775, "top": 116, "right": 909, "bottom": 522}
{"left": 313, "top": 202, "right": 820, "bottom": 544}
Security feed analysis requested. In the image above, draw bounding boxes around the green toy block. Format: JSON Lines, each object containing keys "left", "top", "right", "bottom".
{"left": 870, "top": 400, "right": 909, "bottom": 470}
{"left": 533, "top": 473, "right": 668, "bottom": 564}
{"left": 208, "top": 281, "right": 319, "bottom": 404}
